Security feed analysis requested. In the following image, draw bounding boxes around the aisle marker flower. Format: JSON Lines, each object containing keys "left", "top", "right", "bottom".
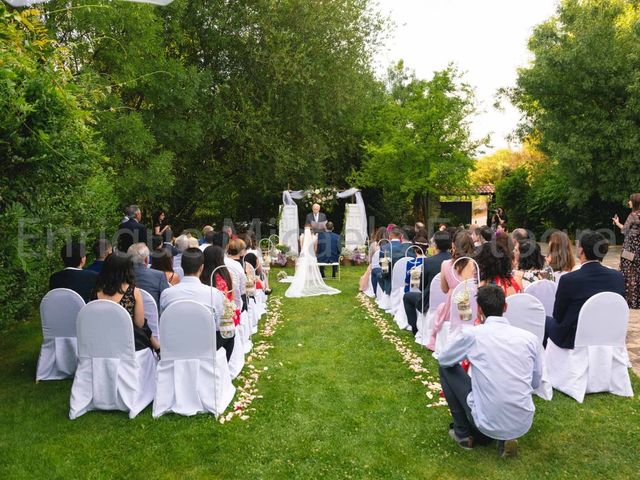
{"left": 357, "top": 293, "right": 447, "bottom": 408}
{"left": 219, "top": 296, "right": 285, "bottom": 423}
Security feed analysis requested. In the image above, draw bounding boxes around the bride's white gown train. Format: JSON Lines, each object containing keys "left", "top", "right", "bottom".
{"left": 285, "top": 227, "right": 341, "bottom": 298}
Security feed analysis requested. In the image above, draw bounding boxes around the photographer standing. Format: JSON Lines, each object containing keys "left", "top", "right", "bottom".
{"left": 613, "top": 193, "right": 640, "bottom": 308}
{"left": 491, "top": 207, "right": 508, "bottom": 231}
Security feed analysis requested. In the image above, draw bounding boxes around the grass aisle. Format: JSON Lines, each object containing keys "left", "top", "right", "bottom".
{"left": 1, "top": 266, "right": 639, "bottom": 479}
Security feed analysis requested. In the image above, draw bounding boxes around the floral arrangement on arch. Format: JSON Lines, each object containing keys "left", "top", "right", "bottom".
{"left": 302, "top": 187, "right": 338, "bottom": 213}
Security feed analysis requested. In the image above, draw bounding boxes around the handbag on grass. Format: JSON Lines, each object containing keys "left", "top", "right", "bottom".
{"left": 621, "top": 250, "right": 635, "bottom": 262}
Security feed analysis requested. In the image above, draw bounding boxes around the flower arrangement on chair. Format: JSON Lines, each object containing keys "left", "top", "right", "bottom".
{"left": 220, "top": 298, "right": 237, "bottom": 339}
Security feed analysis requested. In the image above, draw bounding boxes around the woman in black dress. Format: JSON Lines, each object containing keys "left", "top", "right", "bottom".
{"left": 153, "top": 210, "right": 173, "bottom": 243}
{"left": 613, "top": 193, "right": 640, "bottom": 308}
{"left": 94, "top": 253, "right": 159, "bottom": 352}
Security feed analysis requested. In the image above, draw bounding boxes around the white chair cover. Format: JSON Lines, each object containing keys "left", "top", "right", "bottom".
{"left": 228, "top": 332, "right": 245, "bottom": 379}
{"left": 505, "top": 293, "right": 553, "bottom": 400}
{"left": 153, "top": 301, "right": 235, "bottom": 417}
{"left": 545, "top": 292, "right": 633, "bottom": 403}
{"left": 416, "top": 274, "right": 446, "bottom": 346}
{"left": 389, "top": 258, "right": 411, "bottom": 318}
{"left": 140, "top": 289, "right": 159, "bottom": 341}
{"left": 36, "top": 289, "right": 85, "bottom": 381}
{"left": 240, "top": 311, "right": 252, "bottom": 354}
{"left": 69, "top": 300, "right": 157, "bottom": 419}
{"left": 524, "top": 280, "right": 557, "bottom": 317}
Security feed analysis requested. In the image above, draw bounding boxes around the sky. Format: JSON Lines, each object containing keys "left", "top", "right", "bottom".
{"left": 374, "top": 0, "right": 559, "bottom": 156}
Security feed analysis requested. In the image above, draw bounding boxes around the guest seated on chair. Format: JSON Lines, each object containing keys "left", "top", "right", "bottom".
{"left": 512, "top": 239, "right": 553, "bottom": 288}
{"left": 160, "top": 248, "right": 232, "bottom": 360}
{"left": 476, "top": 241, "right": 522, "bottom": 296}
{"left": 49, "top": 240, "right": 98, "bottom": 303}
{"left": 545, "top": 231, "right": 625, "bottom": 349}
{"left": 378, "top": 227, "right": 415, "bottom": 295}
{"left": 546, "top": 231, "right": 576, "bottom": 277}
{"left": 439, "top": 285, "right": 544, "bottom": 457}
{"left": 151, "top": 248, "right": 180, "bottom": 286}
{"left": 128, "top": 243, "right": 170, "bottom": 308}
{"left": 403, "top": 231, "right": 452, "bottom": 336}
{"left": 86, "top": 239, "right": 112, "bottom": 273}
{"left": 367, "top": 227, "right": 388, "bottom": 294}
{"left": 93, "top": 253, "right": 159, "bottom": 352}
{"left": 317, "top": 221, "right": 341, "bottom": 278}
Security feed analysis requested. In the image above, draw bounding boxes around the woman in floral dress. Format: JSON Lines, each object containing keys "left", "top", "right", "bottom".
{"left": 613, "top": 194, "right": 640, "bottom": 308}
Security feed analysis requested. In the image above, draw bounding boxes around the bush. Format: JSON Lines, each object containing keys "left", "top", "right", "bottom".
{"left": 0, "top": 7, "right": 116, "bottom": 329}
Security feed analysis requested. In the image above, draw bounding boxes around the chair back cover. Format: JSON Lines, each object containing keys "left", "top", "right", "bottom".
{"left": 40, "top": 288, "right": 85, "bottom": 338}
{"left": 140, "top": 289, "right": 159, "bottom": 339}
{"left": 70, "top": 300, "right": 156, "bottom": 419}
{"left": 36, "top": 288, "right": 85, "bottom": 380}
{"left": 505, "top": 293, "right": 547, "bottom": 343}
{"left": 428, "top": 274, "right": 446, "bottom": 313}
{"left": 160, "top": 301, "right": 216, "bottom": 360}
{"left": 391, "top": 257, "right": 411, "bottom": 292}
{"left": 371, "top": 250, "right": 381, "bottom": 269}
{"left": 524, "top": 280, "right": 557, "bottom": 317}
{"left": 575, "top": 292, "right": 628, "bottom": 347}
{"left": 448, "top": 280, "right": 478, "bottom": 334}
{"left": 76, "top": 300, "right": 135, "bottom": 361}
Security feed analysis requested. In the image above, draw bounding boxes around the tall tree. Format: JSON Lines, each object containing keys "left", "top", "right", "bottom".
{"left": 355, "top": 62, "right": 484, "bottom": 222}
{"left": 0, "top": 5, "right": 114, "bottom": 327}
{"left": 509, "top": 0, "right": 640, "bottom": 209}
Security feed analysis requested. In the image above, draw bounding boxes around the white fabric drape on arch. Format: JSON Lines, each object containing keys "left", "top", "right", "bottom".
{"left": 279, "top": 191, "right": 300, "bottom": 254}
{"left": 337, "top": 188, "right": 368, "bottom": 249}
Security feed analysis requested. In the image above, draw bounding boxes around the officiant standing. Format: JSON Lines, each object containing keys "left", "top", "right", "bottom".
{"left": 306, "top": 203, "right": 327, "bottom": 231}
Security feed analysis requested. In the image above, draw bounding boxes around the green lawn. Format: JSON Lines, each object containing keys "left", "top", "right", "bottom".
{"left": 1, "top": 267, "right": 639, "bottom": 479}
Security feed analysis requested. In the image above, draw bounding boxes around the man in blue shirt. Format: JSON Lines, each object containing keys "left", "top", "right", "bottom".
{"left": 438, "top": 285, "right": 544, "bottom": 457}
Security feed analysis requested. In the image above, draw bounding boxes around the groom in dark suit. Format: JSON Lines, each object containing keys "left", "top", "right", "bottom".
{"left": 305, "top": 204, "right": 327, "bottom": 231}
{"left": 317, "top": 222, "right": 341, "bottom": 278}
{"left": 545, "top": 230, "right": 625, "bottom": 349}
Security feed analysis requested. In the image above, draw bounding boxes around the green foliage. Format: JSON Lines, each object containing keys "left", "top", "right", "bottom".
{"left": 355, "top": 62, "right": 484, "bottom": 222}
{"left": 471, "top": 145, "right": 544, "bottom": 187}
{"left": 0, "top": 6, "right": 115, "bottom": 329}
{"left": 510, "top": 0, "right": 640, "bottom": 210}
{"left": 495, "top": 166, "right": 530, "bottom": 229}
{"left": 45, "top": 0, "right": 386, "bottom": 227}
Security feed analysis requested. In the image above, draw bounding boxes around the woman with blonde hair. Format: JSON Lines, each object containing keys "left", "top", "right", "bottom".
{"left": 546, "top": 231, "right": 575, "bottom": 280}
{"left": 613, "top": 193, "right": 640, "bottom": 308}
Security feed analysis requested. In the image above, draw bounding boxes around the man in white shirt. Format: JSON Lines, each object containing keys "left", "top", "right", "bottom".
{"left": 438, "top": 285, "right": 544, "bottom": 457}
{"left": 159, "top": 248, "right": 233, "bottom": 360}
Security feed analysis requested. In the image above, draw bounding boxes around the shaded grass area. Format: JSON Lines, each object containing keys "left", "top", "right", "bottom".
{"left": 1, "top": 266, "right": 639, "bottom": 479}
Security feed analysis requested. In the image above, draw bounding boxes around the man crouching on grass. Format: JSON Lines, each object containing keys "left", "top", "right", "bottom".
{"left": 438, "top": 285, "right": 544, "bottom": 457}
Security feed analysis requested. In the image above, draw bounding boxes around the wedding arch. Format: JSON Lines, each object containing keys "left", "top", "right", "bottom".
{"left": 279, "top": 188, "right": 368, "bottom": 255}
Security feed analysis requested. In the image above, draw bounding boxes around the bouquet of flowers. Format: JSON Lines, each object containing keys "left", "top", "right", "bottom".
{"left": 302, "top": 187, "right": 337, "bottom": 212}
{"left": 453, "top": 286, "right": 473, "bottom": 323}
{"left": 277, "top": 271, "right": 289, "bottom": 282}
{"left": 245, "top": 276, "right": 256, "bottom": 298}
{"left": 350, "top": 247, "right": 367, "bottom": 265}
{"left": 220, "top": 298, "right": 237, "bottom": 339}
{"left": 410, "top": 266, "right": 422, "bottom": 290}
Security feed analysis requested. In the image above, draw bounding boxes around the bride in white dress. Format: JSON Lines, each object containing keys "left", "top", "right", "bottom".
{"left": 285, "top": 226, "right": 341, "bottom": 298}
